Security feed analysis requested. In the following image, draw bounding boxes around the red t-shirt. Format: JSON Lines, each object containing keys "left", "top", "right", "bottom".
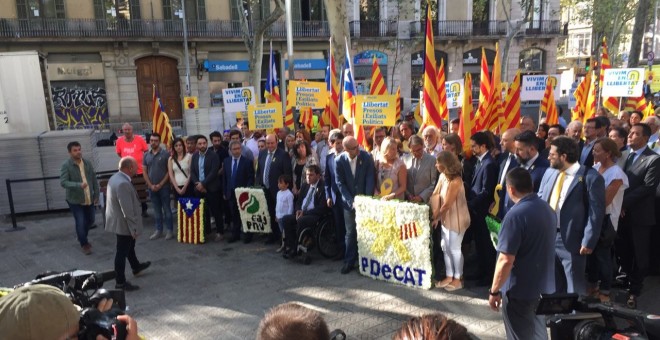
{"left": 116, "top": 135, "right": 148, "bottom": 174}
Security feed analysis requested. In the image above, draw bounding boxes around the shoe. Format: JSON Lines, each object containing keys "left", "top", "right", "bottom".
{"left": 115, "top": 281, "right": 139, "bottom": 291}
{"left": 132, "top": 261, "right": 151, "bottom": 276}
{"left": 88, "top": 224, "right": 98, "bottom": 230}
{"left": 445, "top": 281, "right": 463, "bottom": 292}
{"left": 340, "top": 264, "right": 353, "bottom": 274}
{"left": 276, "top": 242, "right": 285, "bottom": 253}
{"left": 149, "top": 231, "right": 163, "bottom": 240}
{"left": 214, "top": 233, "right": 224, "bottom": 242}
{"left": 165, "top": 231, "right": 174, "bottom": 240}
{"left": 81, "top": 244, "right": 92, "bottom": 255}
{"left": 435, "top": 278, "right": 453, "bottom": 289}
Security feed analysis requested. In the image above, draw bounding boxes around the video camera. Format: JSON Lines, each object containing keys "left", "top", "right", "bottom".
{"left": 536, "top": 293, "right": 660, "bottom": 340}
{"left": 15, "top": 269, "right": 129, "bottom": 340}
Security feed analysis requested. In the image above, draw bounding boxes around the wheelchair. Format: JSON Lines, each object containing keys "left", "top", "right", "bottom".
{"left": 295, "top": 212, "right": 342, "bottom": 265}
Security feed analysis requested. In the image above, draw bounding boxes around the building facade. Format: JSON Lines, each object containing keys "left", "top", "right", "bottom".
{"left": 0, "top": 0, "right": 564, "bottom": 129}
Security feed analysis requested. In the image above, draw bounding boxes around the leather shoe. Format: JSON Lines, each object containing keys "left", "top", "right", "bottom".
{"left": 116, "top": 281, "right": 139, "bottom": 291}
{"left": 340, "top": 264, "right": 353, "bottom": 274}
{"left": 132, "top": 261, "right": 151, "bottom": 276}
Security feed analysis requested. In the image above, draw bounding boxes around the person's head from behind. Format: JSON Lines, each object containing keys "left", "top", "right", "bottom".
{"left": 119, "top": 156, "right": 138, "bottom": 177}
{"left": 257, "top": 302, "right": 330, "bottom": 340}
{"left": 0, "top": 284, "right": 80, "bottom": 340}
{"left": 392, "top": 313, "right": 470, "bottom": 340}
{"left": 505, "top": 167, "right": 534, "bottom": 201}
{"left": 278, "top": 174, "right": 292, "bottom": 191}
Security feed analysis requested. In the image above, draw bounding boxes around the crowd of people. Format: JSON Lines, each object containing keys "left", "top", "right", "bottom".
{"left": 57, "top": 108, "right": 660, "bottom": 339}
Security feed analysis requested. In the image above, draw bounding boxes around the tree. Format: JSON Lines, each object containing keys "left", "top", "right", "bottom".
{"left": 628, "top": 0, "right": 653, "bottom": 68}
{"left": 323, "top": 0, "right": 350, "bottom": 77}
{"left": 235, "top": 0, "right": 284, "bottom": 103}
{"left": 499, "top": 0, "right": 534, "bottom": 81}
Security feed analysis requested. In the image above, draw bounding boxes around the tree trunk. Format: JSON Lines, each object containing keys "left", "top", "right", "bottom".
{"left": 324, "top": 0, "right": 350, "bottom": 73}
{"left": 628, "top": 0, "right": 651, "bottom": 68}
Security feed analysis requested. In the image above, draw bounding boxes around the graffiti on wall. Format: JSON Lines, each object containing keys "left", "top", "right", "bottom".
{"left": 52, "top": 87, "right": 108, "bottom": 129}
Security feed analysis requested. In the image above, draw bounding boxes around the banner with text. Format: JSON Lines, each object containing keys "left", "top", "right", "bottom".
{"left": 235, "top": 188, "right": 272, "bottom": 234}
{"left": 287, "top": 81, "right": 327, "bottom": 109}
{"left": 222, "top": 87, "right": 256, "bottom": 113}
{"left": 355, "top": 196, "right": 432, "bottom": 290}
{"left": 248, "top": 103, "right": 283, "bottom": 130}
{"left": 521, "top": 74, "right": 561, "bottom": 101}
{"left": 446, "top": 80, "right": 463, "bottom": 109}
{"left": 355, "top": 95, "right": 397, "bottom": 126}
{"left": 601, "top": 68, "right": 645, "bottom": 98}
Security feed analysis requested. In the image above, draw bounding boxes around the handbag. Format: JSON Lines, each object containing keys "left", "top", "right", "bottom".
{"left": 598, "top": 214, "right": 616, "bottom": 247}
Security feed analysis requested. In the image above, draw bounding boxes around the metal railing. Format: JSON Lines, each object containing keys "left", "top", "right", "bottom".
{"left": 409, "top": 20, "right": 564, "bottom": 38}
{"left": 349, "top": 20, "right": 397, "bottom": 38}
{"left": 0, "top": 18, "right": 331, "bottom": 39}
{"left": 524, "top": 20, "right": 566, "bottom": 35}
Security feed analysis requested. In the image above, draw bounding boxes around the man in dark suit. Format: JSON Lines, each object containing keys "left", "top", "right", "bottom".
{"left": 189, "top": 135, "right": 224, "bottom": 241}
{"left": 282, "top": 165, "right": 329, "bottom": 258}
{"left": 324, "top": 131, "right": 345, "bottom": 260}
{"left": 617, "top": 123, "right": 660, "bottom": 307}
{"left": 494, "top": 128, "right": 520, "bottom": 219}
{"left": 538, "top": 136, "right": 605, "bottom": 295}
{"left": 467, "top": 132, "right": 499, "bottom": 285}
{"left": 335, "top": 136, "right": 375, "bottom": 274}
{"left": 223, "top": 140, "right": 255, "bottom": 243}
{"left": 256, "top": 134, "right": 292, "bottom": 244}
{"left": 514, "top": 131, "right": 549, "bottom": 192}
{"left": 211, "top": 130, "right": 230, "bottom": 231}
{"left": 579, "top": 118, "right": 606, "bottom": 167}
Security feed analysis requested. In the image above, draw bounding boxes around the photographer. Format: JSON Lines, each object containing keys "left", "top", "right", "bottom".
{"left": 0, "top": 284, "right": 140, "bottom": 340}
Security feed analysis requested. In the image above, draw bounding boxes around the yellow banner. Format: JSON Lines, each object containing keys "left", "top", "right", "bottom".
{"left": 355, "top": 95, "right": 397, "bottom": 126}
{"left": 247, "top": 103, "right": 283, "bottom": 130}
{"left": 287, "top": 81, "right": 327, "bottom": 109}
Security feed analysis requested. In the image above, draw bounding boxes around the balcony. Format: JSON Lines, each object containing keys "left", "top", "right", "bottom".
{"left": 349, "top": 20, "right": 397, "bottom": 38}
{"left": 0, "top": 18, "right": 330, "bottom": 40}
{"left": 524, "top": 20, "right": 566, "bottom": 36}
{"left": 408, "top": 20, "right": 565, "bottom": 38}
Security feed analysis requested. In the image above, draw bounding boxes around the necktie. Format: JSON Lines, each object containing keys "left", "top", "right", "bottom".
{"left": 231, "top": 159, "right": 238, "bottom": 187}
{"left": 302, "top": 186, "right": 314, "bottom": 211}
{"left": 549, "top": 171, "right": 566, "bottom": 211}
{"left": 624, "top": 152, "right": 635, "bottom": 171}
{"left": 264, "top": 152, "right": 273, "bottom": 188}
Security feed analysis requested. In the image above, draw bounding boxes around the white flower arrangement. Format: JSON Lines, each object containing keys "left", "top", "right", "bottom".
{"left": 355, "top": 196, "right": 433, "bottom": 289}
{"left": 234, "top": 187, "right": 272, "bottom": 234}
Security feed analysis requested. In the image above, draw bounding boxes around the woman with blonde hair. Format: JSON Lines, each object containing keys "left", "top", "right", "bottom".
{"left": 431, "top": 151, "right": 470, "bottom": 291}
{"left": 374, "top": 137, "right": 407, "bottom": 200}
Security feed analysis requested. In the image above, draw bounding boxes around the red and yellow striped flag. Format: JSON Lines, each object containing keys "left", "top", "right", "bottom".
{"left": 284, "top": 87, "right": 295, "bottom": 129}
{"left": 458, "top": 72, "right": 474, "bottom": 157}
{"left": 421, "top": 5, "right": 442, "bottom": 128}
{"left": 485, "top": 43, "right": 503, "bottom": 133}
{"left": 540, "top": 78, "right": 559, "bottom": 125}
{"left": 572, "top": 71, "right": 591, "bottom": 122}
{"left": 395, "top": 86, "right": 401, "bottom": 122}
{"left": 325, "top": 39, "right": 340, "bottom": 128}
{"left": 475, "top": 48, "right": 491, "bottom": 131}
{"left": 177, "top": 197, "right": 205, "bottom": 244}
{"left": 600, "top": 37, "right": 619, "bottom": 114}
{"left": 625, "top": 96, "right": 654, "bottom": 118}
{"left": 369, "top": 56, "right": 387, "bottom": 95}
{"left": 299, "top": 107, "right": 314, "bottom": 130}
{"left": 584, "top": 70, "right": 597, "bottom": 123}
{"left": 152, "top": 85, "right": 172, "bottom": 146}
{"left": 502, "top": 70, "right": 521, "bottom": 130}
{"left": 437, "top": 59, "right": 448, "bottom": 121}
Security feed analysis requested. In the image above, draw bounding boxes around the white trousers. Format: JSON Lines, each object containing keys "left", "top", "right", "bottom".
{"left": 441, "top": 225, "right": 465, "bottom": 279}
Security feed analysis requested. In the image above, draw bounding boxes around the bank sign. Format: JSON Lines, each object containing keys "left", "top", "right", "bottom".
{"left": 521, "top": 74, "right": 561, "bottom": 101}
{"left": 601, "top": 68, "right": 644, "bottom": 98}
{"left": 204, "top": 60, "right": 250, "bottom": 72}
{"left": 222, "top": 87, "right": 256, "bottom": 113}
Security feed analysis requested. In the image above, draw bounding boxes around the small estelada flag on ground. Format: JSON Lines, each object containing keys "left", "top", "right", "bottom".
{"left": 177, "top": 197, "right": 205, "bottom": 244}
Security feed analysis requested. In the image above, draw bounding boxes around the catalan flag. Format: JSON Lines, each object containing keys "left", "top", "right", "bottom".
{"left": 422, "top": 4, "right": 442, "bottom": 128}
{"left": 395, "top": 86, "right": 401, "bottom": 122}
{"left": 584, "top": 70, "right": 597, "bottom": 123}
{"left": 600, "top": 37, "right": 619, "bottom": 114}
{"left": 458, "top": 72, "right": 474, "bottom": 157}
{"left": 177, "top": 197, "right": 205, "bottom": 244}
{"left": 540, "top": 78, "right": 559, "bottom": 125}
{"left": 264, "top": 41, "right": 281, "bottom": 103}
{"left": 152, "top": 85, "right": 172, "bottom": 146}
{"left": 299, "top": 107, "right": 314, "bottom": 130}
{"left": 369, "top": 56, "right": 387, "bottom": 95}
{"left": 572, "top": 71, "right": 591, "bottom": 121}
{"left": 437, "top": 59, "right": 448, "bottom": 121}
{"left": 475, "top": 47, "right": 491, "bottom": 131}
{"left": 625, "top": 96, "right": 654, "bottom": 118}
{"left": 284, "top": 88, "right": 295, "bottom": 129}
{"left": 485, "top": 43, "right": 503, "bottom": 133}
{"left": 325, "top": 38, "right": 340, "bottom": 128}
{"left": 502, "top": 70, "right": 521, "bottom": 130}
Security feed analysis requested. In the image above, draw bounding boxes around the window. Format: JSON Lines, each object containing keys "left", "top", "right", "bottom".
{"left": 566, "top": 32, "right": 591, "bottom": 57}
{"left": 163, "top": 0, "right": 206, "bottom": 21}
{"left": 519, "top": 48, "right": 545, "bottom": 73}
{"left": 231, "top": 0, "right": 269, "bottom": 22}
{"left": 93, "top": 0, "right": 141, "bottom": 20}
{"left": 16, "top": 0, "right": 65, "bottom": 19}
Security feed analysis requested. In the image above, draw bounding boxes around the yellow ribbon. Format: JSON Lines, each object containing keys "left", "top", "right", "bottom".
{"left": 380, "top": 178, "right": 393, "bottom": 197}
{"left": 490, "top": 184, "right": 503, "bottom": 216}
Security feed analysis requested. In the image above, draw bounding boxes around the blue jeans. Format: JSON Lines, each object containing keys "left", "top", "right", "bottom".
{"left": 67, "top": 201, "right": 94, "bottom": 247}
{"left": 149, "top": 186, "right": 173, "bottom": 232}
{"left": 343, "top": 208, "right": 357, "bottom": 266}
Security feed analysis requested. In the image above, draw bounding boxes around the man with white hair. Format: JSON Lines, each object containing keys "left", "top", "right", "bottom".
{"left": 643, "top": 116, "right": 660, "bottom": 152}
{"left": 566, "top": 120, "right": 583, "bottom": 143}
{"left": 422, "top": 126, "right": 443, "bottom": 158}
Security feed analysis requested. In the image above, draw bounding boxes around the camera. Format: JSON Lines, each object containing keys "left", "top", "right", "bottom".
{"left": 16, "top": 269, "right": 129, "bottom": 340}
{"left": 536, "top": 293, "right": 660, "bottom": 340}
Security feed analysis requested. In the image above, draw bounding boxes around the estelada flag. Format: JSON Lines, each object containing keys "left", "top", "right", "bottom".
{"left": 177, "top": 197, "right": 205, "bottom": 244}
{"left": 265, "top": 41, "right": 281, "bottom": 103}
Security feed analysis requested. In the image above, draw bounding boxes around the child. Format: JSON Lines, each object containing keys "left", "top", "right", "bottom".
{"left": 275, "top": 174, "right": 294, "bottom": 253}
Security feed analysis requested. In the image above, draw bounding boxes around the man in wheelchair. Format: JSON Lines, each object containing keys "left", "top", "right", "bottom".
{"left": 282, "top": 165, "right": 329, "bottom": 259}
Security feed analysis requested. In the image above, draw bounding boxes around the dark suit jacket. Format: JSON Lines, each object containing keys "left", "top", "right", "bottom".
{"left": 495, "top": 152, "right": 518, "bottom": 219}
{"left": 256, "top": 148, "right": 292, "bottom": 197}
{"left": 468, "top": 152, "right": 498, "bottom": 216}
{"left": 538, "top": 164, "right": 605, "bottom": 252}
{"left": 527, "top": 155, "right": 550, "bottom": 193}
{"left": 296, "top": 179, "right": 329, "bottom": 217}
{"left": 223, "top": 156, "right": 255, "bottom": 199}
{"left": 623, "top": 147, "right": 660, "bottom": 227}
{"left": 580, "top": 140, "right": 595, "bottom": 168}
{"left": 190, "top": 150, "right": 221, "bottom": 193}
{"left": 335, "top": 150, "right": 375, "bottom": 210}
{"left": 324, "top": 153, "right": 342, "bottom": 204}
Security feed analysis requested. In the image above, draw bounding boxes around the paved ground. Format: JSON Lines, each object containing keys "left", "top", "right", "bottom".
{"left": 2, "top": 211, "right": 659, "bottom": 340}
